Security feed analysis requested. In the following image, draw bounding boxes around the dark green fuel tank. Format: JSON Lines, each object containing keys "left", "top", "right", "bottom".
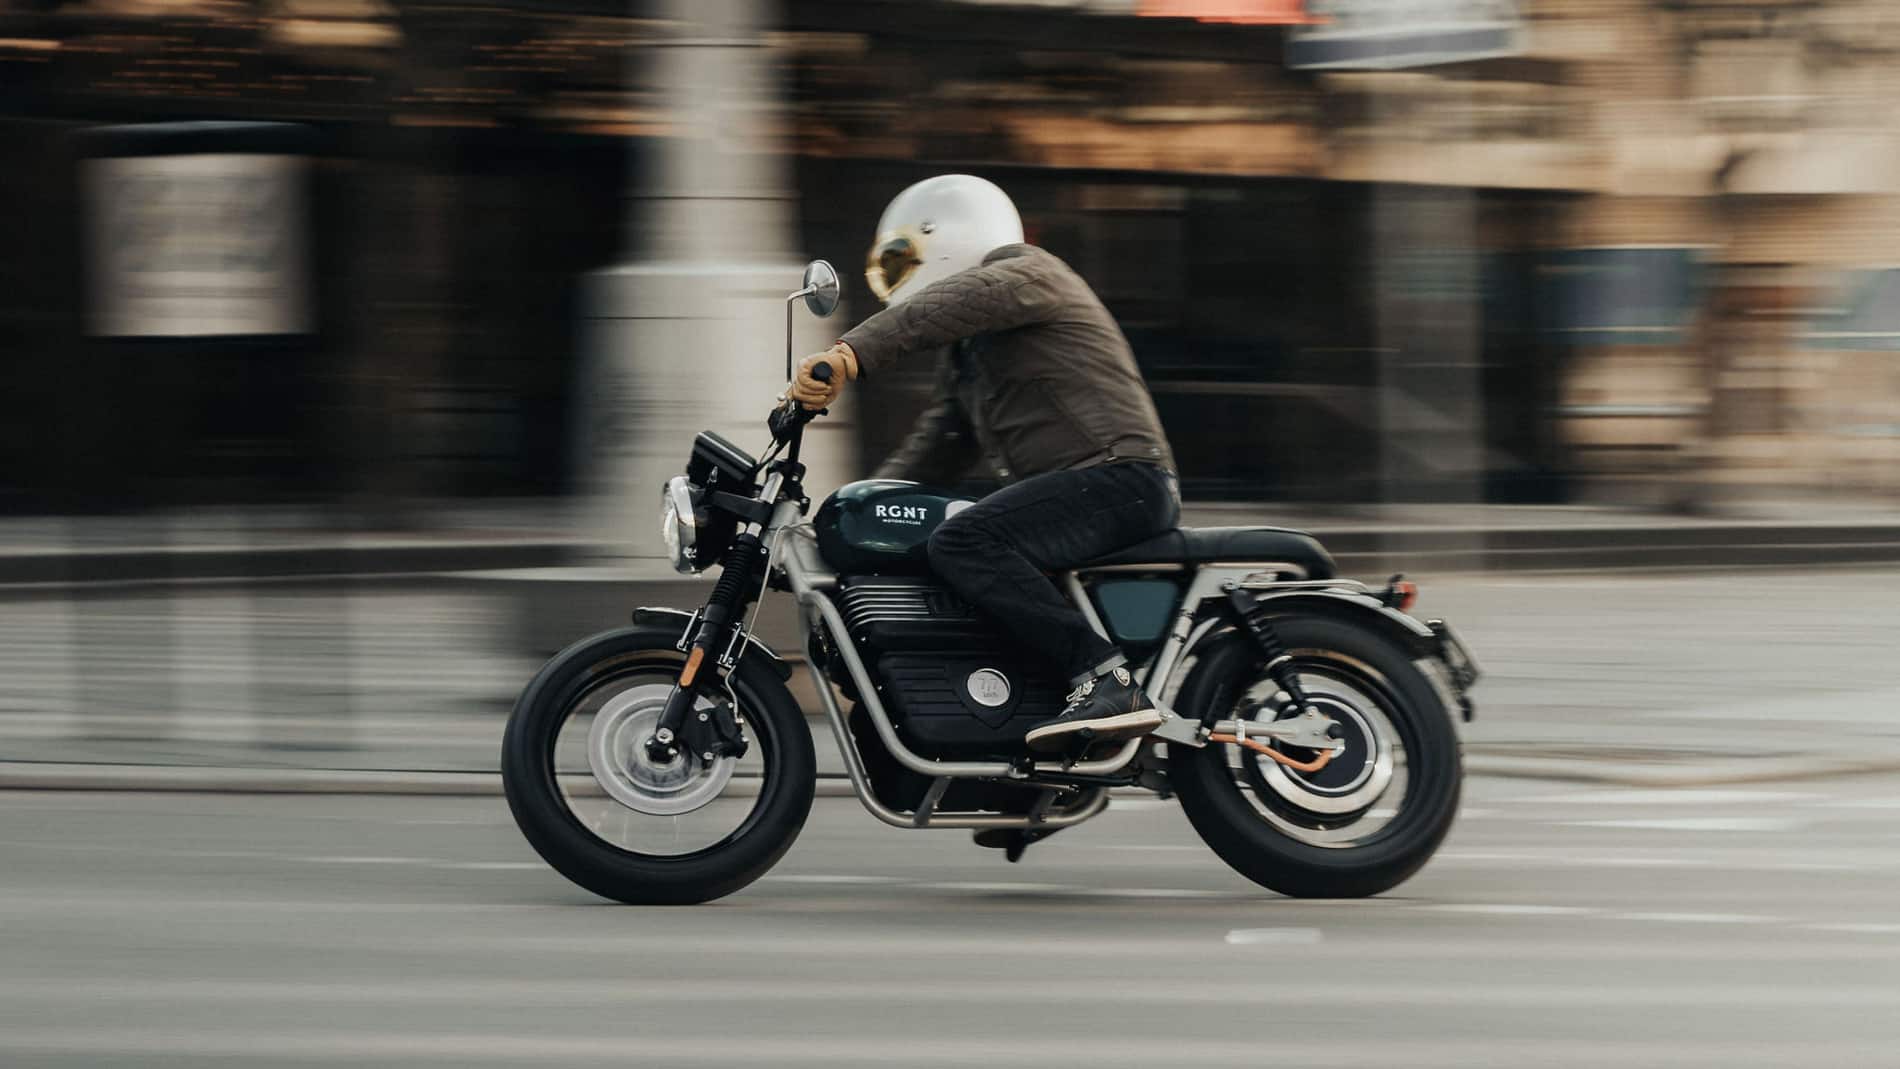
{"left": 812, "top": 480, "right": 974, "bottom": 574}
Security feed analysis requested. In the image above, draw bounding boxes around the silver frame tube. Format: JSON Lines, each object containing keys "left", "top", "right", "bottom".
{"left": 765, "top": 510, "right": 1382, "bottom": 830}
{"left": 1133, "top": 562, "right": 1309, "bottom": 697}
{"left": 801, "top": 642, "right": 1109, "bottom": 830}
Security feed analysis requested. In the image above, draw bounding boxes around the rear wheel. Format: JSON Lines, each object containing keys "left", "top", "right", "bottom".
{"left": 501, "top": 626, "right": 815, "bottom": 904}
{"left": 1170, "top": 615, "right": 1461, "bottom": 898}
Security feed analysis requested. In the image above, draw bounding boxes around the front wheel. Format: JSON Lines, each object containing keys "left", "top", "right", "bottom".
{"left": 1170, "top": 615, "right": 1461, "bottom": 898}
{"left": 501, "top": 626, "right": 816, "bottom": 904}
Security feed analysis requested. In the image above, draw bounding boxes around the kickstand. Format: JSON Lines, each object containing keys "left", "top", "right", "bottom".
{"left": 998, "top": 827, "right": 1058, "bottom": 862}
{"left": 1005, "top": 831, "right": 1040, "bottom": 863}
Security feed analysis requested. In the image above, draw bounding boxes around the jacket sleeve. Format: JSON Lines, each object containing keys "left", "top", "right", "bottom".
{"left": 871, "top": 356, "right": 978, "bottom": 486}
{"left": 841, "top": 249, "right": 1064, "bottom": 376}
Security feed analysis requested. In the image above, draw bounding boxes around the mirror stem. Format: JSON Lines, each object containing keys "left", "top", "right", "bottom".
{"left": 785, "top": 286, "right": 816, "bottom": 381}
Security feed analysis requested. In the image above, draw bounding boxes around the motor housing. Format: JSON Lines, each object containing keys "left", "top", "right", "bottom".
{"left": 830, "top": 576, "right": 1065, "bottom": 759}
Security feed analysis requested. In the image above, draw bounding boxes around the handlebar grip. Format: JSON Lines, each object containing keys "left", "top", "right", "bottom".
{"left": 811, "top": 361, "right": 834, "bottom": 383}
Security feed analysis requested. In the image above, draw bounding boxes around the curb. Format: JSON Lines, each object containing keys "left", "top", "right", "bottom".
{"left": 10, "top": 521, "right": 1900, "bottom": 590}
{"left": 0, "top": 541, "right": 578, "bottom": 589}
{"left": 6, "top": 755, "right": 1899, "bottom": 795}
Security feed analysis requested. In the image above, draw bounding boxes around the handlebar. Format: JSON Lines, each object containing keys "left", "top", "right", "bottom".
{"left": 766, "top": 359, "right": 835, "bottom": 445}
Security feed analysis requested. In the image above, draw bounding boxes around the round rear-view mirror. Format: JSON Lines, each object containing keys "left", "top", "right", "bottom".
{"left": 801, "top": 260, "right": 841, "bottom": 318}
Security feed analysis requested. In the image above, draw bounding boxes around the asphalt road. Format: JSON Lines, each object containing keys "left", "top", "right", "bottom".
{"left": 4, "top": 776, "right": 1900, "bottom": 1067}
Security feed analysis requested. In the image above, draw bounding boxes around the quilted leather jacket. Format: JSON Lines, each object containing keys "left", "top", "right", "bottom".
{"left": 841, "top": 244, "right": 1176, "bottom": 486}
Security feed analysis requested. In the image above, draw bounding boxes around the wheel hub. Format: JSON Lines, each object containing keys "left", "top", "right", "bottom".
{"left": 1248, "top": 691, "right": 1395, "bottom": 818}
{"left": 587, "top": 688, "right": 735, "bottom": 816}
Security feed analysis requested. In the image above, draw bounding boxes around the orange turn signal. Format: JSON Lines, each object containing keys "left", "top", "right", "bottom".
{"left": 679, "top": 647, "right": 706, "bottom": 687}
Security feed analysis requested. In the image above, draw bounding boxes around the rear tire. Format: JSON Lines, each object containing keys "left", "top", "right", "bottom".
{"left": 501, "top": 626, "right": 815, "bottom": 904}
{"left": 1170, "top": 615, "right": 1461, "bottom": 898}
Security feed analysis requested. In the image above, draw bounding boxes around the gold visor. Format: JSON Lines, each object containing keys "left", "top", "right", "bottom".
{"left": 865, "top": 232, "right": 922, "bottom": 302}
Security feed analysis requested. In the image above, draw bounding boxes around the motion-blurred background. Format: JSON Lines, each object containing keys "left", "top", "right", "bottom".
{"left": 4, "top": 0, "right": 1900, "bottom": 775}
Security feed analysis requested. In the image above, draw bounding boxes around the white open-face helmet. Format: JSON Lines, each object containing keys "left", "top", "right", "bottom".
{"left": 865, "top": 175, "right": 1024, "bottom": 305}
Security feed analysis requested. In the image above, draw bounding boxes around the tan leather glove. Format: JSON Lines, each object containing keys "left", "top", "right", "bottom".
{"left": 789, "top": 342, "right": 859, "bottom": 408}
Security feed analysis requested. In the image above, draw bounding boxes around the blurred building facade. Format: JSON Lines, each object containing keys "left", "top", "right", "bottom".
{"left": 4, "top": 0, "right": 1899, "bottom": 514}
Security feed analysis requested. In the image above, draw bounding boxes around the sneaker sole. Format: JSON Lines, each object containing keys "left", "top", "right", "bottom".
{"left": 1024, "top": 709, "right": 1166, "bottom": 752}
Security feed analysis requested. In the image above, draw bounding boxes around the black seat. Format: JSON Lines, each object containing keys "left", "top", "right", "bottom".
{"left": 1086, "top": 526, "right": 1336, "bottom": 578}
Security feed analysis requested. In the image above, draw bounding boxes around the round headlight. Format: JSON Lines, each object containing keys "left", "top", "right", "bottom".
{"left": 660, "top": 476, "right": 698, "bottom": 575}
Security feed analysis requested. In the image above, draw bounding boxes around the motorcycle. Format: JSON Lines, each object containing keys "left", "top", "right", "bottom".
{"left": 501, "top": 260, "right": 1481, "bottom": 904}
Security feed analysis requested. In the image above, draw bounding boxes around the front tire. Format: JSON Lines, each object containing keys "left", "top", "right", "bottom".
{"left": 501, "top": 626, "right": 816, "bottom": 904}
{"left": 1170, "top": 615, "right": 1461, "bottom": 898}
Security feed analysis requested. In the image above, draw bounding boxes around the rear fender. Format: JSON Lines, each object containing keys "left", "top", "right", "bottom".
{"left": 1235, "top": 590, "right": 1440, "bottom": 659}
{"left": 1203, "top": 589, "right": 1475, "bottom": 723}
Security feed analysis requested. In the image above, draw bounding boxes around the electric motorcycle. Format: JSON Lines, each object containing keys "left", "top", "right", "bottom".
{"left": 501, "top": 261, "right": 1481, "bottom": 904}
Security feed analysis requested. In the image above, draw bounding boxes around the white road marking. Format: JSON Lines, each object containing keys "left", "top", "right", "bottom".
{"left": 1416, "top": 904, "right": 1599, "bottom": 916}
{"left": 1225, "top": 927, "right": 1323, "bottom": 946}
{"left": 1435, "top": 850, "right": 1878, "bottom": 873}
{"left": 432, "top": 862, "right": 542, "bottom": 871}
{"left": 9, "top": 1025, "right": 1897, "bottom": 1067}
{"left": 1436, "top": 850, "right": 1710, "bottom": 869}
{"left": 1561, "top": 817, "right": 1798, "bottom": 832}
{"left": 1614, "top": 912, "right": 1776, "bottom": 925}
{"left": 0, "top": 894, "right": 550, "bottom": 915}
{"left": 11, "top": 976, "right": 1899, "bottom": 1010}
{"left": 1804, "top": 922, "right": 1900, "bottom": 935}
{"left": 1520, "top": 789, "right": 1818, "bottom": 807}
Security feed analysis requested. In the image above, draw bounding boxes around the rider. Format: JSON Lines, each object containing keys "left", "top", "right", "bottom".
{"left": 788, "top": 174, "right": 1180, "bottom": 755}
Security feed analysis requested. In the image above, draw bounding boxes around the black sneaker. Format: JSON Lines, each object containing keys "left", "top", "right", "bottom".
{"left": 1024, "top": 667, "right": 1165, "bottom": 753}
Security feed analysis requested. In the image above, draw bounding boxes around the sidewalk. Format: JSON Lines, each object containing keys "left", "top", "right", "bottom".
{"left": 9, "top": 497, "right": 1900, "bottom": 587}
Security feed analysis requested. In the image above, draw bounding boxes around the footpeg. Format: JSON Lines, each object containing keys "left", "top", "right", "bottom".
{"left": 1148, "top": 709, "right": 1208, "bottom": 748}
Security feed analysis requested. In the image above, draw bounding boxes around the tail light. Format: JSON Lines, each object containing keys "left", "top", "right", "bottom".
{"left": 1382, "top": 576, "right": 1419, "bottom": 612}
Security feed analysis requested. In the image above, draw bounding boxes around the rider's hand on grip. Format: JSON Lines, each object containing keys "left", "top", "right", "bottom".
{"left": 790, "top": 343, "right": 856, "bottom": 408}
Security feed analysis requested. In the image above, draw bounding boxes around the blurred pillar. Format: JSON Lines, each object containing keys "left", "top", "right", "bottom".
{"left": 1366, "top": 75, "right": 1485, "bottom": 517}
{"left": 578, "top": 0, "right": 853, "bottom": 560}
{"left": 1373, "top": 182, "right": 1484, "bottom": 510}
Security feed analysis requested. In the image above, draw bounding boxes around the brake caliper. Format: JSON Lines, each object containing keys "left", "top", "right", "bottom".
{"left": 679, "top": 695, "right": 749, "bottom": 765}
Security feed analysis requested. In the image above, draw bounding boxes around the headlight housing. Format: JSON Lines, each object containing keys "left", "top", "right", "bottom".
{"left": 660, "top": 475, "right": 699, "bottom": 575}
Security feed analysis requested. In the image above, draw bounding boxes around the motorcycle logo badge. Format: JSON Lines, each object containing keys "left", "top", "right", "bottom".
{"left": 965, "top": 668, "right": 1011, "bottom": 708}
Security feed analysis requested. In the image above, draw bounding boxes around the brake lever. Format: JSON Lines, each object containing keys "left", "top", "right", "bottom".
{"left": 766, "top": 399, "right": 827, "bottom": 442}
{"left": 768, "top": 360, "right": 836, "bottom": 439}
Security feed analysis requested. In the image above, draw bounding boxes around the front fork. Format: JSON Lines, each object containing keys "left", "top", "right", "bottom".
{"left": 645, "top": 535, "right": 765, "bottom": 765}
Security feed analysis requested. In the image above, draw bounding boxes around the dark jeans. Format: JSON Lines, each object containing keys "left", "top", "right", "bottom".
{"left": 926, "top": 462, "right": 1180, "bottom": 687}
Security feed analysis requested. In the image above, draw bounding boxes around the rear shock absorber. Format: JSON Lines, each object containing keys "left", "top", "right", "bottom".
{"left": 1222, "top": 584, "right": 1313, "bottom": 721}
